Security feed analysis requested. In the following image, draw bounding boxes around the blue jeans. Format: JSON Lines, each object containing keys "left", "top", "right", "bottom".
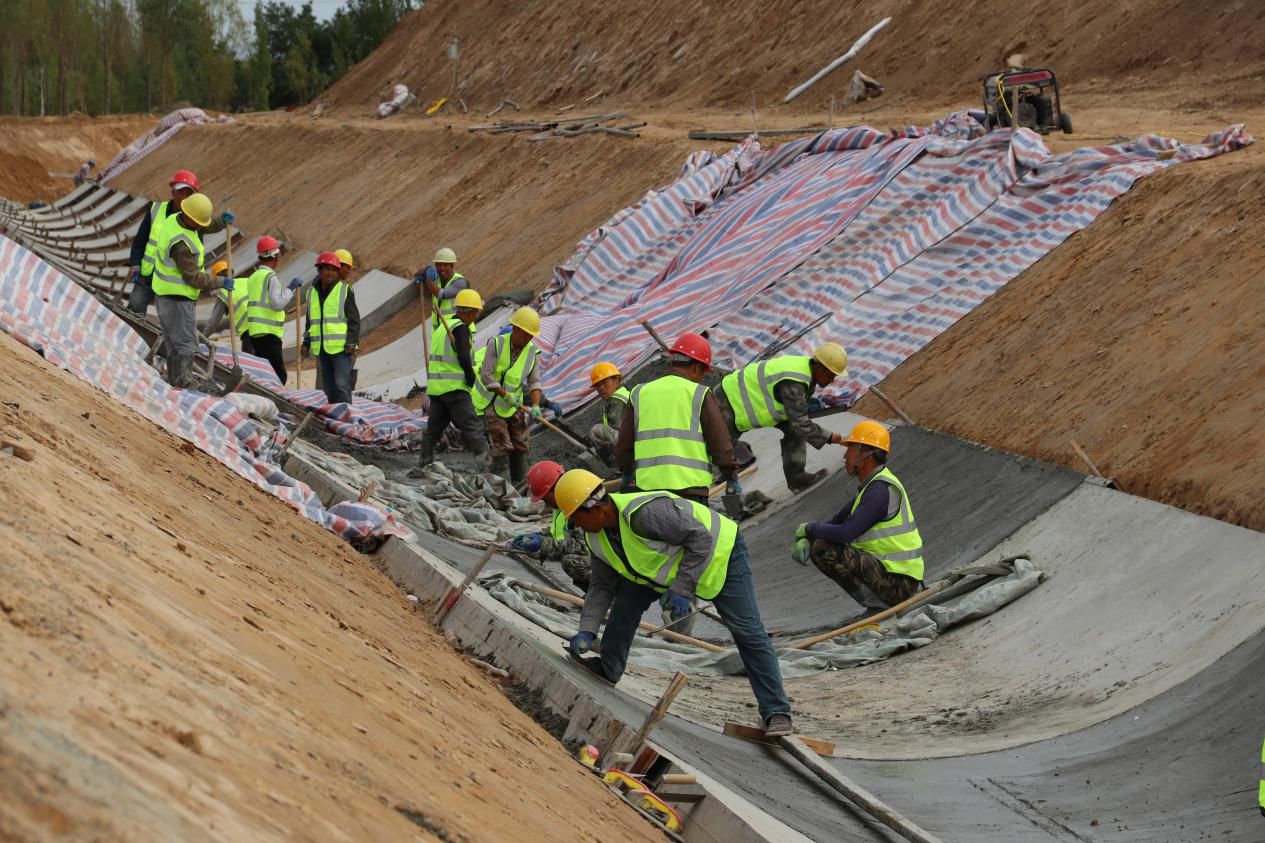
{"left": 598, "top": 534, "right": 791, "bottom": 721}
{"left": 316, "top": 351, "right": 354, "bottom": 405}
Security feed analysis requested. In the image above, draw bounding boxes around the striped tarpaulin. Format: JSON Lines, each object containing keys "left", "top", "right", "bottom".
{"left": 0, "top": 234, "right": 411, "bottom": 543}
{"left": 533, "top": 113, "right": 1252, "bottom": 411}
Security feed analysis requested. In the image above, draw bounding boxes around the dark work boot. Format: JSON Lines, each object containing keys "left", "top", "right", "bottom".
{"left": 509, "top": 452, "right": 528, "bottom": 484}
{"left": 843, "top": 583, "right": 888, "bottom": 613}
{"left": 407, "top": 444, "right": 435, "bottom": 478}
{"left": 787, "top": 468, "right": 827, "bottom": 493}
{"left": 490, "top": 455, "right": 511, "bottom": 483}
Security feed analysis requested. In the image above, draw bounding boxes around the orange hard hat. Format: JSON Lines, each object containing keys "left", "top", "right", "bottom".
{"left": 527, "top": 460, "right": 565, "bottom": 503}
{"left": 844, "top": 420, "right": 890, "bottom": 453}
{"left": 590, "top": 361, "right": 621, "bottom": 386}
{"left": 670, "top": 332, "right": 711, "bottom": 368}
{"left": 315, "top": 251, "right": 341, "bottom": 269}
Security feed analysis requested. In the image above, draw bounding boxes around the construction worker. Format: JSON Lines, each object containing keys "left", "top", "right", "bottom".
{"left": 413, "top": 247, "right": 468, "bottom": 326}
{"left": 505, "top": 460, "right": 592, "bottom": 590}
{"left": 301, "top": 251, "right": 360, "bottom": 405}
{"left": 791, "top": 420, "right": 924, "bottom": 611}
{"left": 244, "top": 236, "right": 300, "bottom": 382}
{"left": 472, "top": 306, "right": 543, "bottom": 484}
{"left": 1259, "top": 734, "right": 1265, "bottom": 817}
{"left": 206, "top": 259, "right": 252, "bottom": 355}
{"left": 73, "top": 159, "right": 95, "bottom": 187}
{"left": 334, "top": 248, "right": 355, "bottom": 282}
{"left": 556, "top": 469, "right": 793, "bottom": 737}
{"left": 150, "top": 193, "right": 234, "bottom": 388}
{"left": 615, "top": 332, "right": 738, "bottom": 505}
{"left": 411, "top": 287, "right": 488, "bottom": 475}
{"left": 128, "top": 170, "right": 231, "bottom": 315}
{"left": 588, "top": 362, "right": 629, "bottom": 462}
{"left": 715, "top": 342, "right": 851, "bottom": 492}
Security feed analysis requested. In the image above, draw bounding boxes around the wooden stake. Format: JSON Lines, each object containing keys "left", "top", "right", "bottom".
{"left": 627, "top": 672, "right": 688, "bottom": 758}
{"left": 434, "top": 544, "right": 498, "bottom": 624}
{"left": 225, "top": 223, "right": 240, "bottom": 369}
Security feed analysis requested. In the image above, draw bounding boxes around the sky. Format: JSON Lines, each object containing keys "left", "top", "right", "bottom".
{"left": 235, "top": 0, "right": 346, "bottom": 23}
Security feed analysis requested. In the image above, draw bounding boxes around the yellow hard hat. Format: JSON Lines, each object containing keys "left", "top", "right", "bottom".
{"left": 454, "top": 288, "right": 483, "bottom": 310}
{"left": 590, "top": 361, "right": 621, "bottom": 386}
{"left": 813, "top": 342, "right": 848, "bottom": 376}
{"left": 844, "top": 420, "right": 890, "bottom": 453}
{"left": 180, "top": 193, "right": 213, "bottom": 227}
{"left": 554, "top": 469, "right": 604, "bottom": 518}
{"left": 209, "top": 260, "right": 229, "bottom": 277}
{"left": 509, "top": 306, "right": 541, "bottom": 337}
{"left": 334, "top": 248, "right": 354, "bottom": 267}
{"left": 434, "top": 247, "right": 457, "bottom": 264}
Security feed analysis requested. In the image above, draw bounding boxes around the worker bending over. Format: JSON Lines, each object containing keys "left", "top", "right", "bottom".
{"left": 412, "top": 288, "right": 489, "bottom": 475}
{"left": 588, "top": 362, "right": 629, "bottom": 462}
{"left": 473, "top": 306, "right": 544, "bottom": 485}
{"left": 505, "top": 461, "right": 592, "bottom": 590}
{"left": 791, "top": 421, "right": 924, "bottom": 611}
{"left": 129, "top": 170, "right": 230, "bottom": 315}
{"left": 615, "top": 333, "right": 739, "bottom": 505}
{"left": 414, "top": 247, "right": 469, "bottom": 326}
{"left": 151, "top": 193, "right": 234, "bottom": 388}
{"left": 556, "top": 469, "right": 793, "bottom": 737}
{"left": 302, "top": 251, "right": 360, "bottom": 405}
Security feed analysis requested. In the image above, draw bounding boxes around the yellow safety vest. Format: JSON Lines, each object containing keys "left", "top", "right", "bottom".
{"left": 472, "top": 333, "right": 540, "bottom": 418}
{"left": 427, "top": 315, "right": 476, "bottom": 397}
{"left": 850, "top": 466, "right": 925, "bottom": 581}
{"left": 1259, "top": 736, "right": 1264, "bottom": 813}
{"left": 585, "top": 492, "right": 736, "bottom": 599}
{"left": 214, "top": 286, "right": 249, "bottom": 336}
{"left": 630, "top": 375, "right": 713, "bottom": 491}
{"left": 140, "top": 199, "right": 173, "bottom": 276}
{"left": 432, "top": 271, "right": 467, "bottom": 325}
{"left": 245, "top": 268, "right": 285, "bottom": 338}
{"left": 719, "top": 355, "right": 815, "bottom": 433}
{"left": 306, "top": 282, "right": 348, "bottom": 355}
{"left": 150, "top": 211, "right": 204, "bottom": 300}
{"left": 604, "top": 386, "right": 631, "bottom": 428}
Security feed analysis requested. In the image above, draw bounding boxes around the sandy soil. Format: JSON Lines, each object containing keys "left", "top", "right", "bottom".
{"left": 0, "top": 333, "right": 658, "bottom": 841}
{"left": 0, "top": 115, "right": 156, "bottom": 203}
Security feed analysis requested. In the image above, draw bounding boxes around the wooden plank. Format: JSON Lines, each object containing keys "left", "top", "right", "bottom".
{"left": 721, "top": 721, "right": 836, "bottom": 757}
{"left": 434, "top": 544, "right": 497, "bottom": 624}
{"left": 627, "top": 672, "right": 688, "bottom": 757}
{"left": 688, "top": 126, "right": 827, "bottom": 141}
{"left": 653, "top": 790, "right": 706, "bottom": 804}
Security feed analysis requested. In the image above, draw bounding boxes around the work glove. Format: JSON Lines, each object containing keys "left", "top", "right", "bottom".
{"left": 795, "top": 522, "right": 808, "bottom": 541}
{"left": 220, "top": 275, "right": 235, "bottom": 291}
{"left": 790, "top": 524, "right": 812, "bottom": 566}
{"left": 424, "top": 265, "right": 439, "bottom": 283}
{"left": 220, "top": 210, "right": 235, "bottom": 225}
{"left": 530, "top": 405, "right": 544, "bottom": 419}
{"left": 129, "top": 268, "right": 140, "bottom": 285}
{"left": 808, "top": 396, "right": 825, "bottom": 412}
{"left": 725, "top": 478, "right": 743, "bottom": 497}
{"left": 300, "top": 343, "right": 310, "bottom": 359}
{"left": 288, "top": 276, "right": 303, "bottom": 290}
{"left": 568, "top": 631, "right": 595, "bottom": 656}
{"left": 662, "top": 591, "right": 692, "bottom": 621}
{"left": 347, "top": 343, "right": 358, "bottom": 355}
{"left": 508, "top": 532, "right": 543, "bottom": 554}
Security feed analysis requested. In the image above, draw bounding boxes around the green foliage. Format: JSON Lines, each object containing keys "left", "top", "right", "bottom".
{"left": 0, "top": 0, "right": 417, "bottom": 115}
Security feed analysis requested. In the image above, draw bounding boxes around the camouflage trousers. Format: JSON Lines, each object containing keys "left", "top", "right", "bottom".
{"left": 809, "top": 539, "right": 921, "bottom": 610}
{"left": 485, "top": 409, "right": 530, "bottom": 458}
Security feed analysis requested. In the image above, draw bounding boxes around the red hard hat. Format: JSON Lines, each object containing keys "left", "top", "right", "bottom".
{"left": 315, "top": 251, "right": 341, "bottom": 269}
{"left": 527, "top": 460, "right": 565, "bottom": 503}
{"left": 256, "top": 235, "right": 280, "bottom": 255}
{"left": 169, "top": 169, "right": 200, "bottom": 191}
{"left": 670, "top": 332, "right": 712, "bottom": 368}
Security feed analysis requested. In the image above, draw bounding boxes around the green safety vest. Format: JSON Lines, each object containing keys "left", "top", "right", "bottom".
{"left": 585, "top": 492, "right": 736, "bottom": 599}
{"left": 1259, "top": 737, "right": 1264, "bottom": 813}
{"left": 427, "top": 314, "right": 476, "bottom": 397}
{"left": 431, "top": 271, "right": 467, "bottom": 325}
{"left": 214, "top": 285, "right": 249, "bottom": 336}
{"left": 140, "top": 199, "right": 173, "bottom": 277}
{"left": 719, "top": 355, "right": 815, "bottom": 433}
{"left": 549, "top": 509, "right": 567, "bottom": 542}
{"left": 150, "top": 211, "right": 204, "bottom": 300}
{"left": 850, "top": 466, "right": 925, "bottom": 581}
{"left": 630, "top": 375, "right": 713, "bottom": 491}
{"left": 603, "top": 386, "right": 631, "bottom": 428}
{"left": 245, "top": 268, "right": 285, "bottom": 338}
{"left": 306, "top": 281, "right": 349, "bottom": 355}
{"left": 472, "top": 333, "right": 540, "bottom": 418}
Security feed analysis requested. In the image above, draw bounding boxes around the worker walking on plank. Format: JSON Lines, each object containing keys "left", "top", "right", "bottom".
{"left": 791, "top": 420, "right": 924, "bottom": 611}
{"left": 301, "top": 251, "right": 360, "bottom": 405}
{"left": 413, "top": 247, "right": 468, "bottom": 326}
{"left": 614, "top": 332, "right": 739, "bottom": 505}
{"left": 556, "top": 468, "right": 793, "bottom": 737}
{"left": 410, "top": 287, "right": 489, "bottom": 476}
{"left": 151, "top": 193, "right": 235, "bottom": 388}
{"left": 206, "top": 259, "right": 252, "bottom": 355}
{"left": 334, "top": 249, "right": 355, "bottom": 282}
{"left": 506, "top": 460, "right": 592, "bottom": 590}
{"left": 129, "top": 170, "right": 230, "bottom": 315}
{"left": 715, "top": 342, "right": 851, "bottom": 492}
{"left": 472, "top": 306, "right": 544, "bottom": 485}
{"left": 588, "top": 361, "right": 630, "bottom": 464}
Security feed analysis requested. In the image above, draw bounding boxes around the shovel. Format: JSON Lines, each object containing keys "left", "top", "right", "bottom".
{"left": 708, "top": 464, "right": 758, "bottom": 520}
{"left": 517, "top": 403, "right": 608, "bottom": 474}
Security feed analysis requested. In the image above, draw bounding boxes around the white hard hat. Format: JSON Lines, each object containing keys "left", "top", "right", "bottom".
{"left": 434, "top": 247, "right": 457, "bottom": 264}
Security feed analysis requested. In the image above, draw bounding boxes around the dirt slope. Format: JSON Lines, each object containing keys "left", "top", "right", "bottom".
{"left": 0, "top": 332, "right": 655, "bottom": 841}
{"left": 323, "top": 0, "right": 1263, "bottom": 114}
{"left": 0, "top": 115, "right": 156, "bottom": 203}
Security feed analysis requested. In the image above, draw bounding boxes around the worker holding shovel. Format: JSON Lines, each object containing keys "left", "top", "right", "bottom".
{"left": 471, "top": 306, "right": 544, "bottom": 486}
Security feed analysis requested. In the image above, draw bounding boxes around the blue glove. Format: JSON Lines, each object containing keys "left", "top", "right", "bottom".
{"left": 425, "top": 265, "right": 439, "bottom": 283}
{"left": 412, "top": 273, "right": 424, "bottom": 287}
{"left": 725, "top": 478, "right": 743, "bottom": 497}
{"left": 509, "top": 532, "right": 543, "bottom": 553}
{"left": 288, "top": 276, "right": 303, "bottom": 290}
{"left": 790, "top": 536, "right": 811, "bottom": 565}
{"left": 220, "top": 210, "right": 235, "bottom": 225}
{"left": 808, "top": 396, "right": 825, "bottom": 412}
{"left": 530, "top": 405, "right": 543, "bottom": 419}
{"left": 220, "top": 276, "right": 234, "bottom": 292}
{"left": 664, "top": 592, "right": 691, "bottom": 620}
{"left": 569, "top": 631, "right": 595, "bottom": 656}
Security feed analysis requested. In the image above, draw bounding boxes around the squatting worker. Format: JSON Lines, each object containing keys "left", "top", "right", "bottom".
{"left": 413, "top": 247, "right": 468, "bottom": 327}
{"left": 504, "top": 461, "right": 592, "bottom": 591}
{"left": 129, "top": 170, "right": 230, "bottom": 315}
{"left": 790, "top": 420, "right": 924, "bottom": 611}
{"left": 556, "top": 469, "right": 793, "bottom": 738}
{"left": 587, "top": 361, "right": 629, "bottom": 463}
{"left": 715, "top": 342, "right": 851, "bottom": 492}
{"left": 411, "top": 287, "right": 489, "bottom": 475}
{"left": 302, "top": 251, "right": 360, "bottom": 405}
{"left": 615, "top": 332, "right": 739, "bottom": 505}
{"left": 150, "top": 192, "right": 235, "bottom": 388}
{"left": 472, "top": 306, "right": 544, "bottom": 485}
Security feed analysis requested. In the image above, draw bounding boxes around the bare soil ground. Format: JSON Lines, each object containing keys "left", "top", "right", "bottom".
{"left": 0, "top": 332, "right": 657, "bottom": 842}
{"left": 0, "top": 115, "right": 156, "bottom": 203}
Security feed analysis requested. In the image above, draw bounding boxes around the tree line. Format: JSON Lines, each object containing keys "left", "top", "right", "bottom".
{"left": 0, "top": 0, "right": 417, "bottom": 116}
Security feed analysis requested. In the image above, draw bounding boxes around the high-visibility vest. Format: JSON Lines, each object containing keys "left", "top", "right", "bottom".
{"left": 585, "top": 492, "right": 735, "bottom": 599}
{"left": 245, "top": 268, "right": 285, "bottom": 338}
{"left": 214, "top": 285, "right": 249, "bottom": 336}
{"left": 850, "top": 466, "right": 924, "bottom": 581}
{"left": 472, "top": 333, "right": 539, "bottom": 418}
{"left": 150, "top": 211, "right": 204, "bottom": 300}
{"left": 1259, "top": 736, "right": 1264, "bottom": 813}
{"left": 630, "top": 375, "right": 712, "bottom": 491}
{"left": 427, "top": 314, "right": 475, "bottom": 397}
{"left": 432, "top": 271, "right": 467, "bottom": 324}
{"left": 603, "top": 386, "right": 631, "bottom": 428}
{"left": 719, "top": 355, "right": 815, "bottom": 433}
{"left": 549, "top": 509, "right": 567, "bottom": 542}
{"left": 140, "top": 199, "right": 173, "bottom": 277}
{"left": 306, "top": 282, "right": 348, "bottom": 355}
